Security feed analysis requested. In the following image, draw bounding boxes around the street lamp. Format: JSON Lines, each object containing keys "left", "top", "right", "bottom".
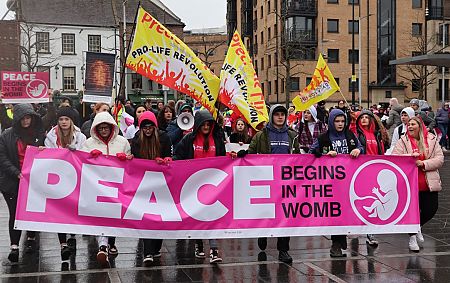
{"left": 358, "top": 13, "right": 373, "bottom": 106}
{"left": 351, "top": 1, "right": 356, "bottom": 105}
{"left": 440, "top": 22, "right": 447, "bottom": 104}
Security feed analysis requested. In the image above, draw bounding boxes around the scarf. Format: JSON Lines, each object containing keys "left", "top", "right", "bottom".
{"left": 193, "top": 130, "right": 216, "bottom": 159}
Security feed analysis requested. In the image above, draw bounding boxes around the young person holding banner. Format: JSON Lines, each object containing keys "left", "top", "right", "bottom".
{"left": 80, "top": 111, "right": 132, "bottom": 267}
{"left": 44, "top": 106, "right": 86, "bottom": 262}
{"left": 0, "top": 104, "right": 46, "bottom": 262}
{"left": 296, "top": 105, "right": 328, "bottom": 154}
{"left": 309, "top": 109, "right": 364, "bottom": 257}
{"left": 245, "top": 104, "right": 300, "bottom": 264}
{"left": 174, "top": 110, "right": 226, "bottom": 264}
{"left": 393, "top": 116, "right": 444, "bottom": 252}
{"left": 130, "top": 111, "right": 173, "bottom": 266}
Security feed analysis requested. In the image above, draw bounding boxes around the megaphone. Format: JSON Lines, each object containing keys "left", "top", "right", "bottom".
{"left": 177, "top": 112, "right": 194, "bottom": 131}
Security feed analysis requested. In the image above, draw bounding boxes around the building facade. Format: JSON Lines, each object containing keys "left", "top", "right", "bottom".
{"left": 228, "top": 0, "right": 449, "bottom": 109}
{"left": 0, "top": 20, "right": 20, "bottom": 83}
{"left": 10, "top": 0, "right": 185, "bottom": 104}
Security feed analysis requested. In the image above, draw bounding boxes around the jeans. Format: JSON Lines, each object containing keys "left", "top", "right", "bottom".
{"left": 438, "top": 123, "right": 448, "bottom": 147}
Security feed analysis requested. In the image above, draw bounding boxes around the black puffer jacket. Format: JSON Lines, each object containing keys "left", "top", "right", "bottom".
{"left": 131, "top": 130, "right": 172, "bottom": 159}
{"left": 174, "top": 110, "right": 226, "bottom": 160}
{"left": 0, "top": 104, "right": 45, "bottom": 194}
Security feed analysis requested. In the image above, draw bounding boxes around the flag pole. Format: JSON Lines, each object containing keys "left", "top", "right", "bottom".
{"left": 337, "top": 91, "right": 351, "bottom": 108}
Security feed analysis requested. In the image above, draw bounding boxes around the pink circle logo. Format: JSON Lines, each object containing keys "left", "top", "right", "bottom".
{"left": 349, "top": 159, "right": 411, "bottom": 226}
{"left": 26, "top": 79, "right": 48, "bottom": 99}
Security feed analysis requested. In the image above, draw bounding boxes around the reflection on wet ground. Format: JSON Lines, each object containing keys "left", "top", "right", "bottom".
{"left": 1, "top": 155, "right": 449, "bottom": 282}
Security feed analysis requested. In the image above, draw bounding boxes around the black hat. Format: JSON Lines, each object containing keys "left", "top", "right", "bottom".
{"left": 57, "top": 106, "right": 76, "bottom": 122}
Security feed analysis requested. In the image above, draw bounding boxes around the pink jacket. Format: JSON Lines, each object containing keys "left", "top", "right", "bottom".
{"left": 392, "top": 133, "right": 444, "bottom": 192}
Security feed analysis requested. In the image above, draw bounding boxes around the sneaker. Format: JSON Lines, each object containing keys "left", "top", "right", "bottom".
{"left": 366, "top": 234, "right": 379, "bottom": 247}
{"left": 195, "top": 243, "right": 206, "bottom": 258}
{"left": 278, "top": 251, "right": 293, "bottom": 264}
{"left": 97, "top": 245, "right": 109, "bottom": 267}
{"left": 416, "top": 229, "right": 425, "bottom": 247}
{"left": 209, "top": 249, "right": 222, "bottom": 264}
{"left": 330, "top": 243, "right": 345, "bottom": 258}
{"left": 61, "top": 245, "right": 71, "bottom": 261}
{"left": 108, "top": 245, "right": 118, "bottom": 256}
{"left": 143, "top": 254, "right": 154, "bottom": 266}
{"left": 258, "top": 238, "right": 267, "bottom": 251}
{"left": 409, "top": 235, "right": 420, "bottom": 252}
{"left": 153, "top": 251, "right": 161, "bottom": 258}
{"left": 442, "top": 146, "right": 448, "bottom": 152}
{"left": 8, "top": 248, "right": 19, "bottom": 263}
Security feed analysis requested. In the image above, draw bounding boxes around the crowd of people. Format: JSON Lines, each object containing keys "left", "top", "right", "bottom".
{"left": 0, "top": 92, "right": 445, "bottom": 267}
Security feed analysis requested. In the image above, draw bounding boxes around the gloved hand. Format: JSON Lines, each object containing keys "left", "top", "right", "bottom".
{"left": 163, "top": 157, "right": 172, "bottom": 164}
{"left": 90, "top": 149, "right": 102, "bottom": 158}
{"left": 237, "top": 150, "right": 247, "bottom": 158}
{"left": 230, "top": 151, "right": 237, "bottom": 159}
{"left": 155, "top": 157, "right": 164, "bottom": 164}
{"left": 116, "top": 152, "right": 127, "bottom": 161}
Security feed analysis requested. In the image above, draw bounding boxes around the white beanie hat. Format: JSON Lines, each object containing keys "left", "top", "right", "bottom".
{"left": 401, "top": 107, "right": 415, "bottom": 119}
{"left": 302, "top": 106, "right": 318, "bottom": 123}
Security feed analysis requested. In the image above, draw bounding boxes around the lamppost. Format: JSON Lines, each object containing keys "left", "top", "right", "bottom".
{"left": 440, "top": 22, "right": 447, "bottom": 104}
{"left": 351, "top": 0, "right": 356, "bottom": 105}
{"left": 358, "top": 13, "right": 373, "bottom": 107}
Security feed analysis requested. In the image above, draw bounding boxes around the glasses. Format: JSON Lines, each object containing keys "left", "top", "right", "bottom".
{"left": 97, "top": 126, "right": 110, "bottom": 132}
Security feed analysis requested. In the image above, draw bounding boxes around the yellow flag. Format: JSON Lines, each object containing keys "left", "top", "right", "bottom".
{"left": 126, "top": 7, "right": 220, "bottom": 114}
{"left": 292, "top": 54, "right": 340, "bottom": 111}
{"left": 219, "top": 31, "right": 268, "bottom": 130}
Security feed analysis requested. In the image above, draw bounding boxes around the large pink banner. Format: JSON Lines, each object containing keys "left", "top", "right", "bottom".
{"left": 16, "top": 147, "right": 420, "bottom": 239}
{"left": 1, "top": 71, "right": 49, "bottom": 103}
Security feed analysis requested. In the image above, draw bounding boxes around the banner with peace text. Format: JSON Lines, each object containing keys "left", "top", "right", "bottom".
{"left": 219, "top": 31, "right": 268, "bottom": 130}
{"left": 15, "top": 147, "right": 419, "bottom": 239}
{"left": 126, "top": 7, "right": 220, "bottom": 114}
{"left": 292, "top": 54, "right": 340, "bottom": 111}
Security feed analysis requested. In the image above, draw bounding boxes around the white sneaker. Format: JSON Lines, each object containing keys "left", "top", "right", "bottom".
{"left": 409, "top": 235, "right": 420, "bottom": 252}
{"left": 417, "top": 229, "right": 424, "bottom": 247}
{"left": 442, "top": 147, "right": 448, "bottom": 152}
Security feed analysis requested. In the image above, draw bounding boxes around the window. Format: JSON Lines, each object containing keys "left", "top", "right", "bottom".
{"left": 438, "top": 79, "right": 450, "bottom": 101}
{"left": 254, "top": 59, "right": 258, "bottom": 71}
{"left": 348, "top": 78, "right": 359, "bottom": 92}
{"left": 36, "top": 32, "right": 50, "bottom": 53}
{"left": 327, "top": 49, "right": 339, "bottom": 63}
{"left": 267, "top": 0, "right": 271, "bottom": 14}
{"left": 206, "top": 49, "right": 215, "bottom": 56}
{"left": 88, "top": 35, "right": 101, "bottom": 52}
{"left": 268, "top": 81, "right": 272, "bottom": 95}
{"left": 291, "top": 47, "right": 316, "bottom": 60}
{"left": 260, "top": 31, "right": 264, "bottom": 45}
{"left": 132, "top": 73, "right": 142, "bottom": 89}
{"left": 285, "top": 16, "right": 315, "bottom": 42}
{"left": 385, "top": 90, "right": 392, "bottom": 98}
{"left": 268, "top": 27, "right": 271, "bottom": 40}
{"left": 275, "top": 79, "right": 279, "bottom": 94}
{"left": 412, "top": 23, "right": 422, "bottom": 37}
{"left": 291, "top": 77, "right": 300, "bottom": 91}
{"left": 438, "top": 24, "right": 449, "bottom": 46}
{"left": 260, "top": 5, "right": 263, "bottom": 18}
{"left": 327, "top": 0, "right": 338, "bottom": 3}
{"left": 261, "top": 56, "right": 264, "bottom": 70}
{"left": 306, "top": 77, "right": 312, "bottom": 86}
{"left": 412, "top": 0, "right": 422, "bottom": 8}
{"left": 348, "top": 0, "right": 359, "bottom": 4}
{"left": 412, "top": 51, "right": 422, "bottom": 57}
{"left": 62, "top": 67, "right": 76, "bottom": 91}
{"left": 268, "top": 54, "right": 272, "bottom": 67}
{"left": 348, "top": 20, "right": 359, "bottom": 34}
{"left": 412, "top": 79, "right": 421, "bottom": 92}
{"left": 348, "top": 49, "right": 359, "bottom": 63}
{"left": 62, "top": 33, "right": 75, "bottom": 54}
{"left": 281, "top": 78, "right": 285, "bottom": 93}
{"left": 261, "top": 82, "right": 265, "bottom": 94}
{"left": 327, "top": 19, "right": 339, "bottom": 33}
{"left": 148, "top": 80, "right": 153, "bottom": 91}
{"left": 334, "top": 78, "right": 340, "bottom": 86}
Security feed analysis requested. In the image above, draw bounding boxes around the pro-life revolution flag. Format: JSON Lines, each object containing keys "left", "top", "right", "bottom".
{"left": 219, "top": 31, "right": 268, "bottom": 130}
{"left": 292, "top": 54, "right": 340, "bottom": 111}
{"left": 126, "top": 7, "right": 220, "bottom": 114}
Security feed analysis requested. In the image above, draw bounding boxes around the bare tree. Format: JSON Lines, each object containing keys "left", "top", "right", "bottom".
{"left": 190, "top": 34, "right": 228, "bottom": 71}
{"left": 19, "top": 23, "right": 59, "bottom": 72}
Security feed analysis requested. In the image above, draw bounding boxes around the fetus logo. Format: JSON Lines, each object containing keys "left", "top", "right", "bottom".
{"left": 26, "top": 79, "right": 48, "bottom": 99}
{"left": 349, "top": 160, "right": 411, "bottom": 226}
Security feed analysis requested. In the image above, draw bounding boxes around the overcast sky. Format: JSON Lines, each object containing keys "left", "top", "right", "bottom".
{"left": 0, "top": 0, "right": 227, "bottom": 29}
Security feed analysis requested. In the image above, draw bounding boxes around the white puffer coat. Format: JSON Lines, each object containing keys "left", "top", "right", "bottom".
{"left": 45, "top": 125, "right": 86, "bottom": 149}
{"left": 80, "top": 112, "right": 131, "bottom": 155}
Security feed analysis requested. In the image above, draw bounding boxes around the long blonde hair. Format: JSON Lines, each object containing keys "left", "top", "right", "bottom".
{"left": 139, "top": 129, "right": 160, "bottom": 160}
{"left": 57, "top": 119, "right": 75, "bottom": 148}
{"left": 409, "top": 116, "right": 427, "bottom": 154}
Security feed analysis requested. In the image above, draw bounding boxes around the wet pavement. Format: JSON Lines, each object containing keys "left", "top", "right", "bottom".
{"left": 0, "top": 155, "right": 449, "bottom": 282}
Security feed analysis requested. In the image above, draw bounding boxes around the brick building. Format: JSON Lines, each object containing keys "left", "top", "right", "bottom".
{"left": 227, "top": 0, "right": 449, "bottom": 109}
{"left": 0, "top": 20, "right": 20, "bottom": 85}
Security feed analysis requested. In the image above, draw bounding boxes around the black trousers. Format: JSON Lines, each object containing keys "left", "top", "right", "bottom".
{"left": 259, "top": 237, "right": 290, "bottom": 252}
{"left": 419, "top": 191, "right": 439, "bottom": 226}
{"left": 143, "top": 239, "right": 162, "bottom": 256}
{"left": 3, "top": 192, "right": 35, "bottom": 246}
{"left": 331, "top": 235, "right": 347, "bottom": 249}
